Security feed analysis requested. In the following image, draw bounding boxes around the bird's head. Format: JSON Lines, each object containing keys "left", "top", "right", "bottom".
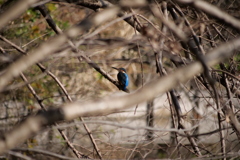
{"left": 112, "top": 67, "right": 126, "bottom": 73}
{"left": 119, "top": 68, "right": 126, "bottom": 73}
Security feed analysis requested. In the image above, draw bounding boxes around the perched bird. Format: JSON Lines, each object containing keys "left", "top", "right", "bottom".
{"left": 112, "top": 67, "right": 129, "bottom": 93}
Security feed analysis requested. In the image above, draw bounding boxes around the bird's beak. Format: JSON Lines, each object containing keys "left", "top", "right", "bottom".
{"left": 112, "top": 67, "right": 119, "bottom": 71}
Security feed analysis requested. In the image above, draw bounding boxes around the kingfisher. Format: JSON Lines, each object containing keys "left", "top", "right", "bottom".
{"left": 112, "top": 67, "right": 129, "bottom": 93}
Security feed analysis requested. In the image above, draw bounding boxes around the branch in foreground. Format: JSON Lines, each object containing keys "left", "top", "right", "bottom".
{"left": 12, "top": 148, "right": 79, "bottom": 160}
{"left": 176, "top": 0, "right": 240, "bottom": 31}
{"left": 8, "top": 151, "right": 32, "bottom": 160}
{"left": 0, "top": 37, "right": 240, "bottom": 154}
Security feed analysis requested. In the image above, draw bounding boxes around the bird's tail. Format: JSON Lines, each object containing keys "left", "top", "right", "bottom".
{"left": 124, "top": 88, "right": 130, "bottom": 93}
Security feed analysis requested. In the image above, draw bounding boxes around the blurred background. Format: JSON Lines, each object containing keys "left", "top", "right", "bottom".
{"left": 0, "top": 0, "right": 240, "bottom": 159}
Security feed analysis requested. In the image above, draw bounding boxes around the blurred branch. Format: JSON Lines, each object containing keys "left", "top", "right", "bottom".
{"left": 13, "top": 148, "right": 79, "bottom": 160}
{"left": 221, "top": 71, "right": 240, "bottom": 140}
{"left": 175, "top": 0, "right": 240, "bottom": 31}
{"left": 53, "top": 120, "right": 198, "bottom": 132}
{"left": 150, "top": 3, "right": 187, "bottom": 42}
{"left": 8, "top": 151, "right": 33, "bottom": 160}
{"left": 35, "top": 5, "right": 63, "bottom": 34}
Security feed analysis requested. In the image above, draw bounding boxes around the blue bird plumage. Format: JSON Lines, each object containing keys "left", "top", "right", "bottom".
{"left": 112, "top": 67, "right": 129, "bottom": 92}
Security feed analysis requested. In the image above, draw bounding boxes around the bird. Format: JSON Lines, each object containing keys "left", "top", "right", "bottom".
{"left": 112, "top": 67, "right": 129, "bottom": 93}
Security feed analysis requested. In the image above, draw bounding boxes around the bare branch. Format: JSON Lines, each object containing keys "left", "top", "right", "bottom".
{"left": 176, "top": 0, "right": 240, "bottom": 31}
{"left": 13, "top": 148, "right": 79, "bottom": 160}
{"left": 8, "top": 151, "right": 33, "bottom": 160}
